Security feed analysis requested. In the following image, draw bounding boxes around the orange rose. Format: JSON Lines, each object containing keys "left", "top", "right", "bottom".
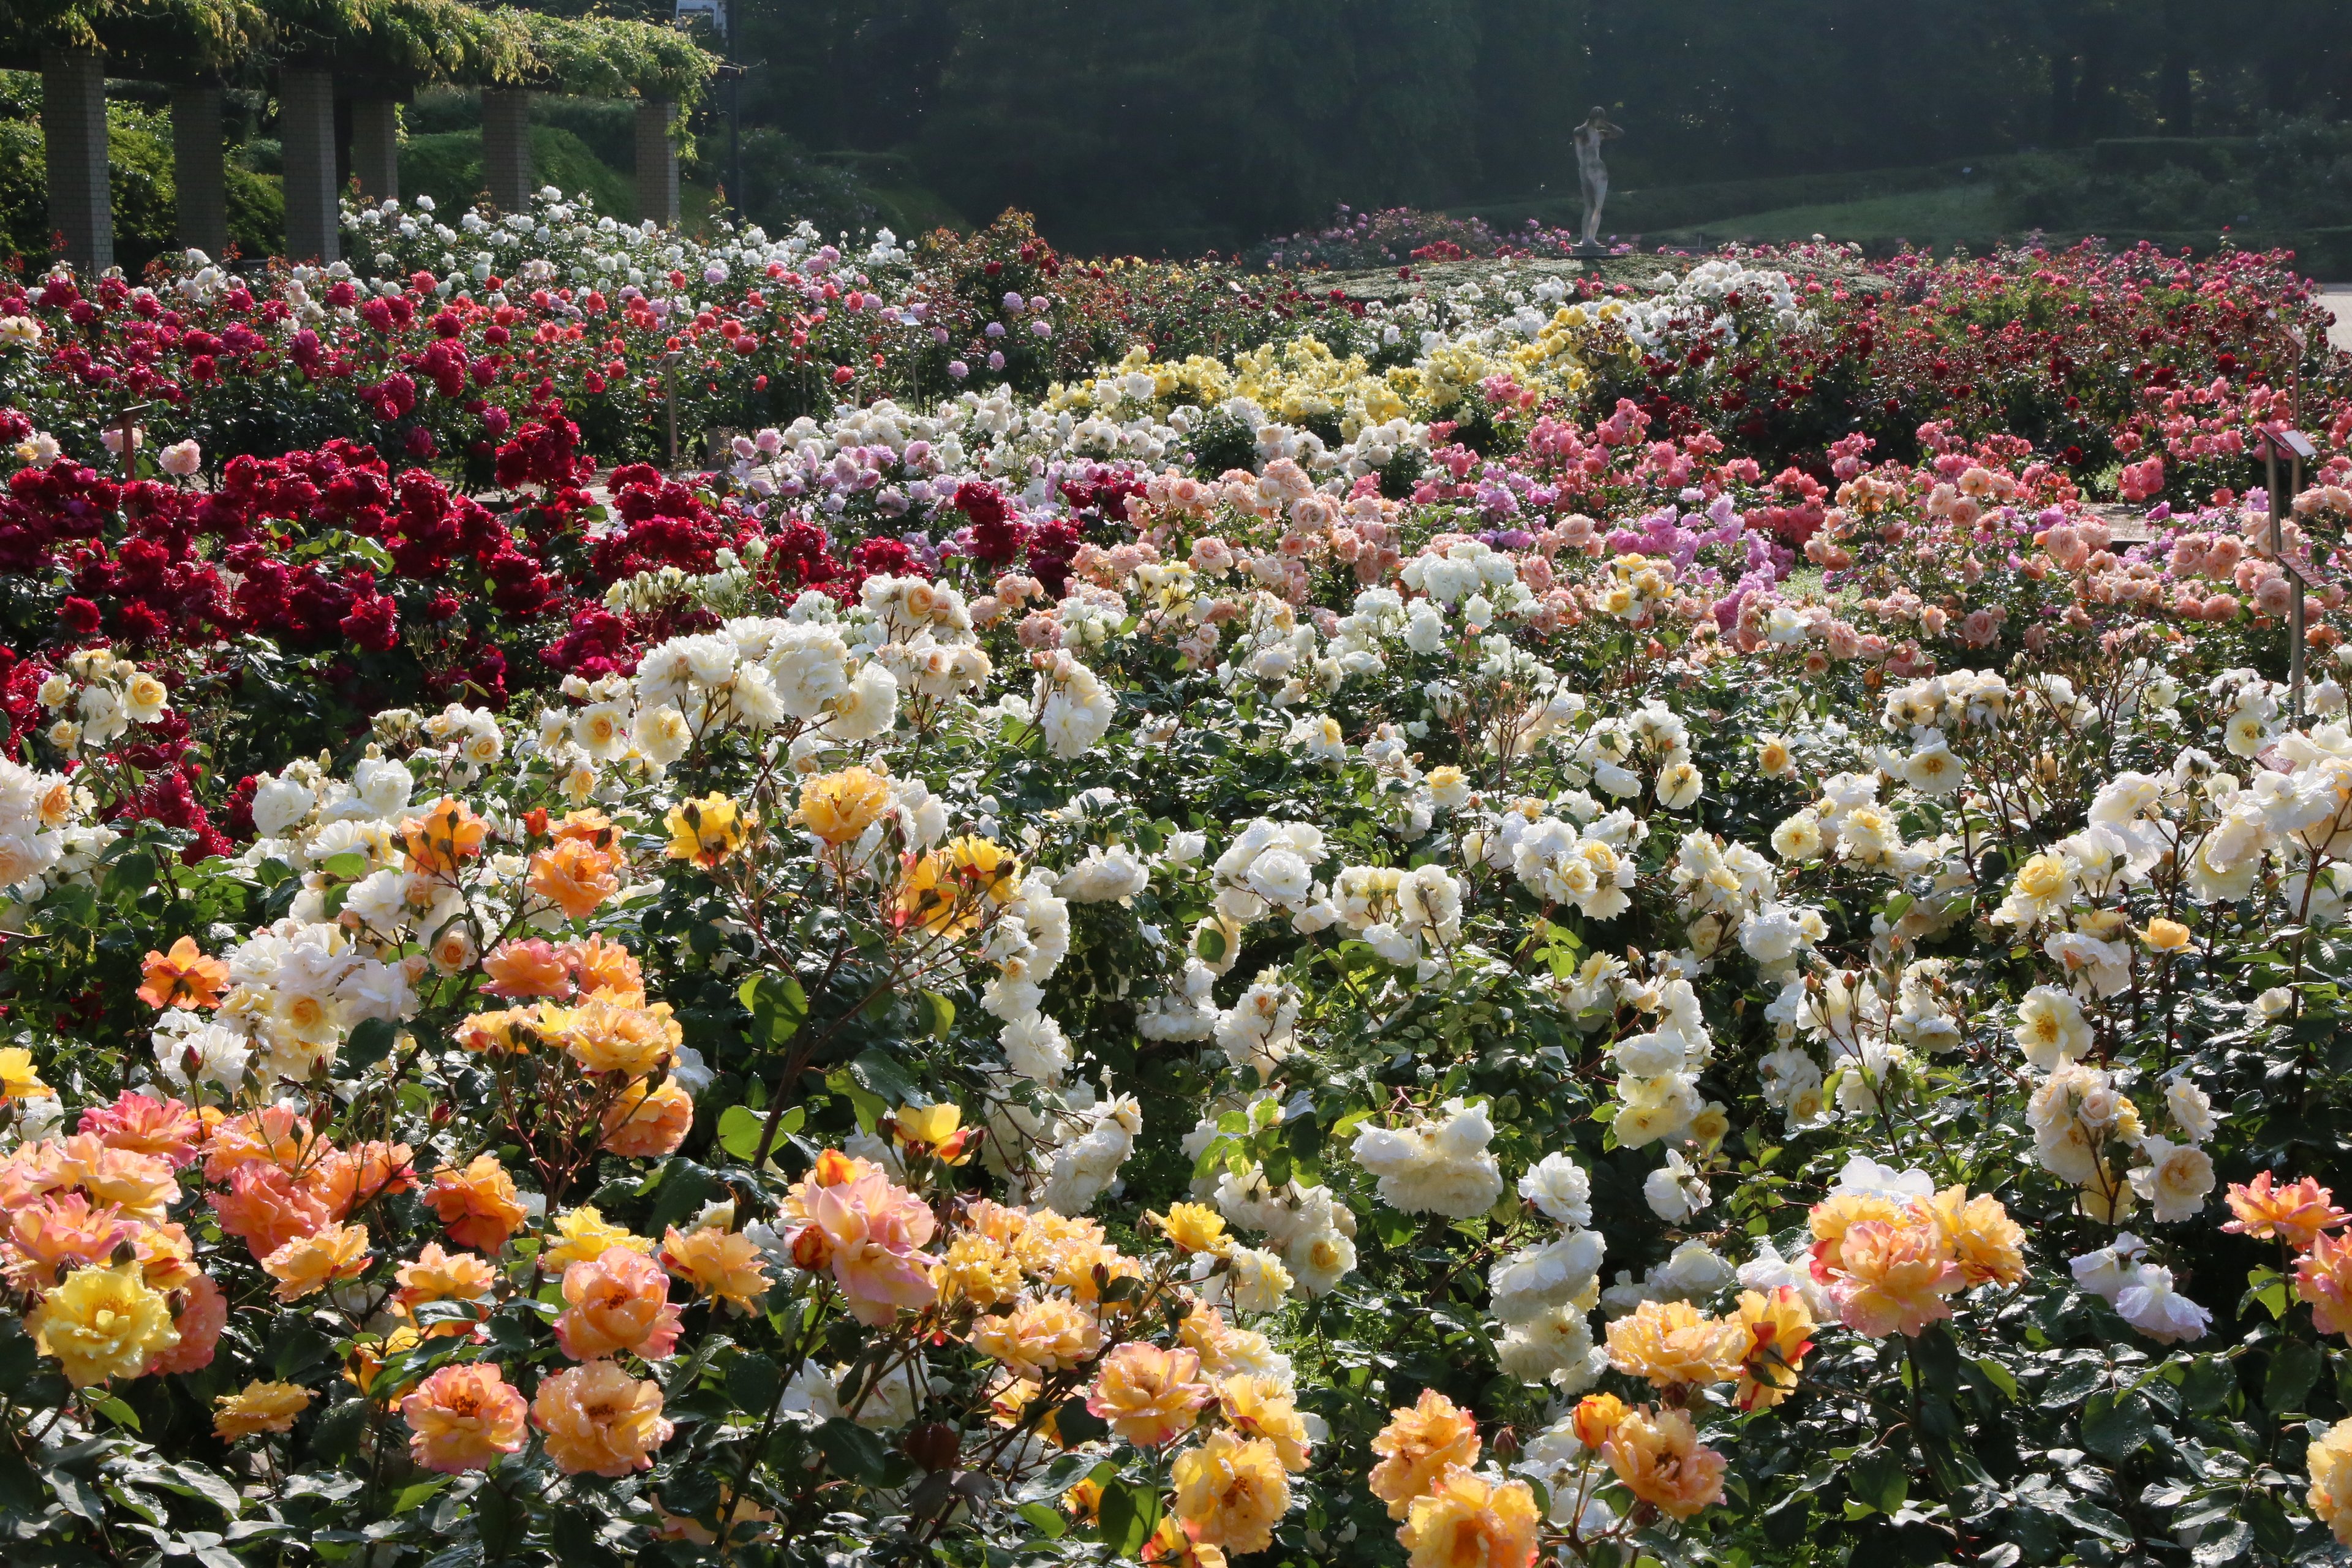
{"left": 601, "top": 1079, "right": 695, "bottom": 1158}
{"left": 1368, "top": 1389, "right": 1480, "bottom": 1518}
{"left": 481, "top": 939, "right": 576, "bottom": 1000}
{"left": 659, "top": 1226, "right": 772, "bottom": 1310}
{"left": 1085, "top": 1343, "right": 1213, "bottom": 1447}
{"left": 392, "top": 1242, "right": 497, "bottom": 1327}
{"left": 426, "top": 1155, "right": 529, "bottom": 1253}
{"left": 569, "top": 936, "right": 645, "bottom": 1002}
{"left": 402, "top": 1362, "right": 529, "bottom": 1473}
{"left": 530, "top": 1359, "right": 674, "bottom": 1476}
{"left": 138, "top": 937, "right": 228, "bottom": 1010}
{"left": 211, "top": 1163, "right": 333, "bottom": 1260}
{"left": 401, "top": 797, "right": 488, "bottom": 876}
{"left": 1602, "top": 1404, "right": 1725, "bottom": 1521}
{"left": 529, "top": 837, "right": 620, "bottom": 921}
{"left": 1396, "top": 1466, "right": 1540, "bottom": 1568}
{"left": 2225, "top": 1172, "right": 2351, "bottom": 1251}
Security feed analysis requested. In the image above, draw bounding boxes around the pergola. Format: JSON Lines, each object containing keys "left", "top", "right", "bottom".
{"left": 0, "top": 0, "right": 718, "bottom": 271}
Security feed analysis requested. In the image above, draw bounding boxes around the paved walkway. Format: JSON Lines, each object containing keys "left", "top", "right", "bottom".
{"left": 2325, "top": 292, "right": 2352, "bottom": 354}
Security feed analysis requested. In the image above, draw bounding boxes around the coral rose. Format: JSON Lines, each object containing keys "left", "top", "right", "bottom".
{"left": 426, "top": 1155, "right": 529, "bottom": 1252}
{"left": 148, "top": 1273, "right": 227, "bottom": 1374}
{"left": 481, "top": 938, "right": 576, "bottom": 1000}
{"left": 403, "top": 1363, "right": 530, "bottom": 1473}
{"left": 554, "top": 1248, "right": 683, "bottom": 1361}
{"left": 2225, "top": 1172, "right": 2350, "bottom": 1251}
{"left": 1826, "top": 1220, "right": 1964, "bottom": 1338}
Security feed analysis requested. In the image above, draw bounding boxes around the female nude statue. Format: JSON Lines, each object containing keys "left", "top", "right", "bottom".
{"left": 1575, "top": 107, "right": 1624, "bottom": 250}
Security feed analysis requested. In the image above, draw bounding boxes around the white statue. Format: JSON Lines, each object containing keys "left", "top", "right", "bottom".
{"left": 1575, "top": 107, "right": 1624, "bottom": 252}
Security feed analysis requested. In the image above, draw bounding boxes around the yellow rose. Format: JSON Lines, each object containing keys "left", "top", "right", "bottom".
{"left": 2141, "top": 917, "right": 2192, "bottom": 952}
{"left": 0, "top": 1046, "right": 48, "bottom": 1102}
{"left": 27, "top": 1264, "right": 179, "bottom": 1386}
{"left": 664, "top": 794, "right": 750, "bottom": 868}
{"left": 1170, "top": 1430, "right": 1290, "bottom": 1555}
{"left": 796, "top": 766, "right": 892, "bottom": 846}
{"left": 1151, "top": 1202, "right": 1230, "bottom": 1256}
{"left": 214, "top": 1379, "right": 315, "bottom": 1440}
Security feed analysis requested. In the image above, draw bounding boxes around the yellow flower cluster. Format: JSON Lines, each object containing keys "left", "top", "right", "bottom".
{"left": 1231, "top": 338, "right": 1408, "bottom": 435}
{"left": 1605, "top": 1288, "right": 1817, "bottom": 1409}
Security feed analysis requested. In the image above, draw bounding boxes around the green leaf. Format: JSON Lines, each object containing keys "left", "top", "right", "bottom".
{"left": 2180, "top": 1354, "right": 2237, "bottom": 1415}
{"left": 307, "top": 1398, "right": 369, "bottom": 1465}
{"left": 728, "top": 1352, "right": 781, "bottom": 1418}
{"left": 921, "top": 992, "right": 956, "bottom": 1039}
{"left": 1845, "top": 1448, "right": 1908, "bottom": 1515}
{"left": 738, "top": 973, "right": 809, "bottom": 1047}
{"left": 89, "top": 1393, "right": 140, "bottom": 1432}
{"left": 394, "top": 1476, "right": 452, "bottom": 1514}
{"left": 1097, "top": 1476, "right": 1163, "bottom": 1559}
{"left": 320, "top": 851, "right": 370, "bottom": 881}
{"left": 2266, "top": 1337, "right": 2323, "bottom": 1414}
{"left": 2079, "top": 1389, "right": 2155, "bottom": 1461}
{"left": 850, "top": 1048, "right": 918, "bottom": 1106}
{"left": 344, "top": 1016, "right": 399, "bottom": 1071}
{"left": 717, "top": 1104, "right": 778, "bottom": 1161}
{"left": 814, "top": 1418, "right": 893, "bottom": 1485}
{"left": 1017, "top": 1501, "right": 1069, "bottom": 1540}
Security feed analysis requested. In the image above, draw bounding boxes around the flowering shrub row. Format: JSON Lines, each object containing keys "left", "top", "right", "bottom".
{"left": 0, "top": 214, "right": 2350, "bottom": 1566}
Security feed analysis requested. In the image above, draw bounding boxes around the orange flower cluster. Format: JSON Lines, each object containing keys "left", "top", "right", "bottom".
{"left": 1575, "top": 1392, "right": 1729, "bottom": 1522}
{"left": 0, "top": 1093, "right": 223, "bottom": 1379}
{"left": 1605, "top": 1288, "right": 1817, "bottom": 1409}
{"left": 2229, "top": 1174, "right": 2352, "bottom": 1336}
{"left": 202, "top": 1106, "right": 413, "bottom": 1277}
{"left": 1366, "top": 1390, "right": 1540, "bottom": 1567}
{"left": 462, "top": 935, "right": 693, "bottom": 1159}
{"left": 1808, "top": 1183, "right": 2024, "bottom": 1339}
{"left": 399, "top": 796, "right": 488, "bottom": 876}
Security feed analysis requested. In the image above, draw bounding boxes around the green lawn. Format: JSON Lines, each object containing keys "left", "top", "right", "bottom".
{"left": 1653, "top": 183, "right": 2003, "bottom": 252}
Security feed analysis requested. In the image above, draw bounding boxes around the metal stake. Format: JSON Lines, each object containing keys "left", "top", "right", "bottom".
{"left": 113, "top": 401, "right": 153, "bottom": 478}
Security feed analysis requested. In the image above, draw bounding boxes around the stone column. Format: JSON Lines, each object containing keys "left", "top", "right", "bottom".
{"left": 40, "top": 49, "right": 112, "bottom": 273}
{"left": 349, "top": 97, "right": 399, "bottom": 202}
{"left": 481, "top": 89, "right": 533, "bottom": 211}
{"left": 169, "top": 86, "right": 228, "bottom": 259}
{"left": 279, "top": 67, "right": 339, "bottom": 263}
{"left": 635, "top": 98, "right": 678, "bottom": 227}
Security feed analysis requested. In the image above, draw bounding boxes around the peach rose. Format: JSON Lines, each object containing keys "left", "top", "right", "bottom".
{"left": 1368, "top": 1389, "right": 1480, "bottom": 1518}
{"left": 481, "top": 938, "right": 576, "bottom": 1000}
{"left": 529, "top": 838, "right": 620, "bottom": 921}
{"left": 148, "top": 1273, "right": 227, "bottom": 1374}
{"left": 601, "top": 1079, "right": 694, "bottom": 1159}
{"left": 554, "top": 1248, "right": 683, "bottom": 1362}
{"left": 261, "top": 1222, "right": 372, "bottom": 1302}
{"left": 1085, "top": 1343, "right": 1212, "bottom": 1448}
{"left": 658, "top": 1226, "right": 772, "bottom": 1311}
{"left": 530, "top": 1359, "right": 674, "bottom": 1476}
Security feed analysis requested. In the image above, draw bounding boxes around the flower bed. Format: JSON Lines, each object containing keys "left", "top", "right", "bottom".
{"left": 0, "top": 209, "right": 2350, "bottom": 1567}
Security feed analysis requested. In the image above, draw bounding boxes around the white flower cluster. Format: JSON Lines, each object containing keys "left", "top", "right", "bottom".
{"left": 0, "top": 758, "right": 99, "bottom": 905}
{"left": 1180, "top": 1096, "right": 1363, "bottom": 1307}
{"left": 1349, "top": 1097, "right": 1504, "bottom": 1219}
{"left": 2070, "top": 1233, "right": 2211, "bottom": 1344}
{"left": 1489, "top": 1151, "right": 1607, "bottom": 1389}
{"left": 35, "top": 647, "right": 170, "bottom": 756}
{"left": 190, "top": 916, "right": 416, "bottom": 1085}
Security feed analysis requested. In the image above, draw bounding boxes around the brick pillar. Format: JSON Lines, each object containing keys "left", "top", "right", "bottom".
{"left": 482, "top": 89, "right": 533, "bottom": 212}
{"left": 170, "top": 86, "right": 228, "bottom": 258}
{"left": 40, "top": 49, "right": 112, "bottom": 273}
{"left": 635, "top": 98, "right": 678, "bottom": 227}
{"left": 279, "top": 67, "right": 339, "bottom": 263}
{"left": 350, "top": 96, "right": 399, "bottom": 202}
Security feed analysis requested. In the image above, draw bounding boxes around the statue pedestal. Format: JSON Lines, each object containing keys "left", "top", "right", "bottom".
{"left": 1570, "top": 241, "right": 1608, "bottom": 259}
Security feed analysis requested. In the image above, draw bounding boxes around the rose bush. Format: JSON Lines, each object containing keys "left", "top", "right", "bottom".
{"left": 0, "top": 212, "right": 2348, "bottom": 1567}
